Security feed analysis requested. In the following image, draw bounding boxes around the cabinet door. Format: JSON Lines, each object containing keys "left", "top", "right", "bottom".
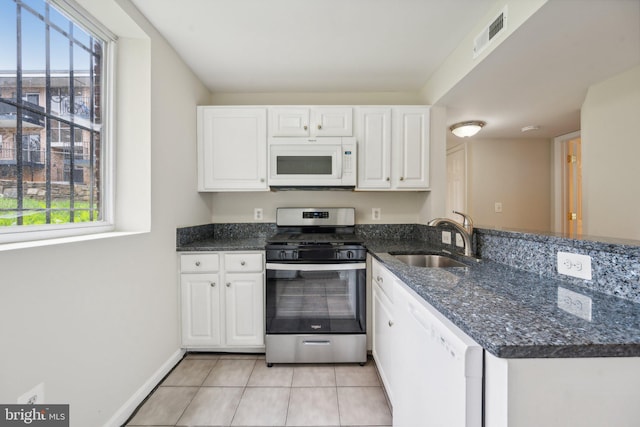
{"left": 372, "top": 280, "right": 396, "bottom": 404}
{"left": 311, "top": 107, "right": 353, "bottom": 136}
{"left": 181, "top": 273, "right": 221, "bottom": 346}
{"left": 269, "top": 107, "right": 310, "bottom": 137}
{"left": 393, "top": 107, "right": 430, "bottom": 189}
{"left": 197, "top": 107, "right": 267, "bottom": 191}
{"left": 224, "top": 272, "right": 265, "bottom": 346}
{"left": 356, "top": 107, "right": 392, "bottom": 189}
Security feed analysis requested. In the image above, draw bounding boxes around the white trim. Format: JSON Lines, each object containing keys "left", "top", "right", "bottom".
{"left": 103, "top": 348, "right": 186, "bottom": 427}
{"left": 48, "top": 0, "right": 118, "bottom": 42}
{"left": 0, "top": 230, "right": 146, "bottom": 252}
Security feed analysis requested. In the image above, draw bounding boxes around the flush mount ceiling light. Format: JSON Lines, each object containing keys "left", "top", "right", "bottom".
{"left": 450, "top": 120, "right": 486, "bottom": 138}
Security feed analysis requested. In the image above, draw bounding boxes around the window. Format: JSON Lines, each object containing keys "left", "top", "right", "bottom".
{"left": 0, "top": 0, "right": 114, "bottom": 240}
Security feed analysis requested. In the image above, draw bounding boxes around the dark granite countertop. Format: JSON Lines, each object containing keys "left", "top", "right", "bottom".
{"left": 178, "top": 237, "right": 267, "bottom": 252}
{"left": 176, "top": 225, "right": 640, "bottom": 359}
{"left": 365, "top": 239, "right": 640, "bottom": 359}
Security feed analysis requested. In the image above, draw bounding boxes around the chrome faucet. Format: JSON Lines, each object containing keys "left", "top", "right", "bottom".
{"left": 428, "top": 211, "right": 475, "bottom": 257}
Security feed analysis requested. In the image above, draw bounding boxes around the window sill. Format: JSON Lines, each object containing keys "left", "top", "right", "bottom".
{"left": 0, "top": 229, "right": 148, "bottom": 252}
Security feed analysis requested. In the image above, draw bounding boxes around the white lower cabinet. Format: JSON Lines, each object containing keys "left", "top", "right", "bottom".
{"left": 371, "top": 258, "right": 398, "bottom": 404}
{"left": 180, "top": 251, "right": 264, "bottom": 350}
{"left": 180, "top": 272, "right": 221, "bottom": 346}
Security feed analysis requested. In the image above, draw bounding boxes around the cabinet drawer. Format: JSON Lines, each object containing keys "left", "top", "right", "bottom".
{"left": 180, "top": 254, "right": 220, "bottom": 273}
{"left": 224, "top": 253, "right": 264, "bottom": 272}
{"left": 372, "top": 259, "right": 396, "bottom": 302}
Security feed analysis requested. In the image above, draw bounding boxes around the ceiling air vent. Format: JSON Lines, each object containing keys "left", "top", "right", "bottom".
{"left": 473, "top": 6, "right": 508, "bottom": 59}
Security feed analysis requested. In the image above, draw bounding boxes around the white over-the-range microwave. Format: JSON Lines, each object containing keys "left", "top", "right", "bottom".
{"left": 268, "top": 137, "right": 356, "bottom": 189}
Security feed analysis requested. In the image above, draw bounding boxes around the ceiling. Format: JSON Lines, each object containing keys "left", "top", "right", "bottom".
{"left": 131, "top": 0, "right": 640, "bottom": 139}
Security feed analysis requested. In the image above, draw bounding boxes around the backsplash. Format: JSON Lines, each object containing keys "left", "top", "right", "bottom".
{"left": 475, "top": 228, "right": 640, "bottom": 303}
{"left": 176, "top": 223, "right": 277, "bottom": 246}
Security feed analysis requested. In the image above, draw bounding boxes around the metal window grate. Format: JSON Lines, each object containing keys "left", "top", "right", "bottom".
{"left": 0, "top": 0, "right": 105, "bottom": 227}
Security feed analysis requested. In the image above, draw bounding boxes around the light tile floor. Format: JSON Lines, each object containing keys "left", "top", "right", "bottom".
{"left": 125, "top": 353, "right": 392, "bottom": 427}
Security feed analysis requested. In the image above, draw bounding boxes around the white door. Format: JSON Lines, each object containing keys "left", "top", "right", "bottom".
{"left": 393, "top": 107, "right": 430, "bottom": 189}
{"left": 198, "top": 107, "right": 267, "bottom": 191}
{"left": 181, "top": 273, "right": 221, "bottom": 346}
{"left": 447, "top": 144, "right": 467, "bottom": 220}
{"left": 224, "top": 273, "right": 265, "bottom": 346}
{"left": 356, "top": 107, "right": 392, "bottom": 189}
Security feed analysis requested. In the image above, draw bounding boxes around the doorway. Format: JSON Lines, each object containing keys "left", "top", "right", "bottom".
{"left": 553, "top": 132, "right": 582, "bottom": 235}
{"left": 446, "top": 143, "right": 467, "bottom": 221}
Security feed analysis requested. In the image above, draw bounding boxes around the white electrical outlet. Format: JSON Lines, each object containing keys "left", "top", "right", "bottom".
{"left": 254, "top": 208, "right": 263, "bottom": 221}
{"left": 558, "top": 287, "right": 593, "bottom": 321}
{"left": 557, "top": 251, "right": 592, "bottom": 280}
{"left": 18, "top": 382, "right": 45, "bottom": 404}
{"left": 494, "top": 202, "right": 503, "bottom": 213}
{"left": 455, "top": 233, "right": 464, "bottom": 248}
{"left": 372, "top": 208, "right": 381, "bottom": 221}
{"left": 441, "top": 231, "right": 452, "bottom": 244}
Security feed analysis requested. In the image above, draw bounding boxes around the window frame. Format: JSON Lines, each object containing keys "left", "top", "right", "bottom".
{"left": 0, "top": 0, "right": 117, "bottom": 245}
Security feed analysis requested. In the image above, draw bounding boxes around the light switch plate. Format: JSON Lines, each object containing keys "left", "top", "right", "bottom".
{"left": 455, "top": 233, "right": 464, "bottom": 248}
{"left": 442, "top": 231, "right": 451, "bottom": 244}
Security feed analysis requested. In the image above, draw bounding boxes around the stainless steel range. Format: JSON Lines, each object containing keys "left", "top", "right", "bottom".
{"left": 265, "top": 207, "right": 367, "bottom": 366}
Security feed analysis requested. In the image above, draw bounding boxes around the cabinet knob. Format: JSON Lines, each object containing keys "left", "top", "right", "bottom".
{"left": 400, "top": 177, "right": 405, "bottom": 181}
{"left": 226, "top": 282, "right": 231, "bottom": 287}
{"left": 240, "top": 261, "right": 246, "bottom": 266}
{"left": 386, "top": 177, "right": 390, "bottom": 181}
{"left": 388, "top": 320, "right": 394, "bottom": 327}
{"left": 377, "top": 276, "right": 383, "bottom": 283}
{"left": 303, "top": 125, "right": 308, "bottom": 130}
{"left": 210, "top": 282, "right": 216, "bottom": 287}
{"left": 195, "top": 261, "right": 201, "bottom": 266}
{"left": 260, "top": 178, "right": 265, "bottom": 183}
{"left": 317, "top": 124, "right": 322, "bottom": 130}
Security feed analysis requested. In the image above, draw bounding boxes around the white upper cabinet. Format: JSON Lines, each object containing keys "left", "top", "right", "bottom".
{"left": 269, "top": 106, "right": 353, "bottom": 137}
{"left": 393, "top": 107, "right": 430, "bottom": 190}
{"left": 197, "top": 107, "right": 268, "bottom": 191}
{"left": 356, "top": 106, "right": 430, "bottom": 191}
{"left": 356, "top": 107, "right": 392, "bottom": 189}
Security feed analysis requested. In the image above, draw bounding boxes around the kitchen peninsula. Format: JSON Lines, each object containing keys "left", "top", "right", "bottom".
{"left": 178, "top": 221, "right": 640, "bottom": 426}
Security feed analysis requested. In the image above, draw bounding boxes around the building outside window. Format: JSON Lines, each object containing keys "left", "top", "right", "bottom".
{"left": 0, "top": 0, "right": 113, "bottom": 235}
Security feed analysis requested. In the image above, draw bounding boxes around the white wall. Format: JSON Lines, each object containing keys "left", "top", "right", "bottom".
{"left": 582, "top": 65, "right": 640, "bottom": 241}
{"left": 0, "top": 1, "right": 211, "bottom": 426}
{"left": 210, "top": 190, "right": 427, "bottom": 224}
{"left": 462, "top": 137, "right": 551, "bottom": 231}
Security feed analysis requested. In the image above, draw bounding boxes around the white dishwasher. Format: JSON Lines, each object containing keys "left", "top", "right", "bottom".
{"left": 393, "top": 281, "right": 483, "bottom": 427}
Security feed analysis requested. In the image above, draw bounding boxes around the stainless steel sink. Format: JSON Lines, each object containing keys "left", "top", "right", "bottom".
{"left": 392, "top": 254, "right": 467, "bottom": 268}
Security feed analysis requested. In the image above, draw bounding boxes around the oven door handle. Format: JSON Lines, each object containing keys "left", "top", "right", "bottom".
{"left": 266, "top": 262, "right": 366, "bottom": 271}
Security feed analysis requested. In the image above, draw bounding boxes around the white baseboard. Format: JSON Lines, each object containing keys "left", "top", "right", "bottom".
{"left": 103, "top": 348, "right": 185, "bottom": 427}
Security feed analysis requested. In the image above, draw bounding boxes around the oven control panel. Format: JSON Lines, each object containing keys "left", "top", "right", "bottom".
{"left": 266, "top": 246, "right": 367, "bottom": 262}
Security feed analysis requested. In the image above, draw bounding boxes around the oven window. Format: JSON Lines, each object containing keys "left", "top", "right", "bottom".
{"left": 266, "top": 267, "right": 366, "bottom": 334}
{"left": 276, "top": 156, "right": 333, "bottom": 174}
